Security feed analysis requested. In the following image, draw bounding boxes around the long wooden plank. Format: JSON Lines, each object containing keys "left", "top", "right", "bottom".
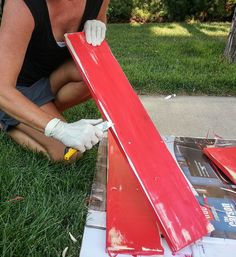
{"left": 107, "top": 131, "right": 164, "bottom": 255}
{"left": 65, "top": 32, "right": 211, "bottom": 252}
{"left": 203, "top": 146, "right": 236, "bottom": 185}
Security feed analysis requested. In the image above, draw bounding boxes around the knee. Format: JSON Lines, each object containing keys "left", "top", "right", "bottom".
{"left": 45, "top": 143, "right": 65, "bottom": 162}
{"left": 71, "top": 81, "right": 91, "bottom": 96}
{"left": 48, "top": 151, "right": 64, "bottom": 162}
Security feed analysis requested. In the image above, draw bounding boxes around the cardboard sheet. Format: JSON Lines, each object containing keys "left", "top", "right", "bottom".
{"left": 80, "top": 136, "right": 236, "bottom": 257}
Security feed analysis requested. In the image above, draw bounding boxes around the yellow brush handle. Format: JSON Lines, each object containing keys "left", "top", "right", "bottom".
{"left": 64, "top": 148, "right": 78, "bottom": 160}
{"left": 63, "top": 121, "right": 112, "bottom": 161}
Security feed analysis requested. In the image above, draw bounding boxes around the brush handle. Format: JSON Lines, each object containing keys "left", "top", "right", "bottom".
{"left": 63, "top": 121, "right": 112, "bottom": 161}
{"left": 64, "top": 148, "right": 78, "bottom": 160}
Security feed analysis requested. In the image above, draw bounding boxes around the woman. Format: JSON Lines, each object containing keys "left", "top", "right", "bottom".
{"left": 0, "top": 0, "right": 110, "bottom": 161}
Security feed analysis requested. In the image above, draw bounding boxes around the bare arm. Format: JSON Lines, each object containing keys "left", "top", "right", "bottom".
{"left": 0, "top": 0, "right": 55, "bottom": 132}
{"left": 97, "top": 0, "right": 110, "bottom": 23}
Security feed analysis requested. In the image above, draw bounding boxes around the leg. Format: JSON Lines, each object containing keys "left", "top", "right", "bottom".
{"left": 8, "top": 102, "right": 70, "bottom": 161}
{"left": 7, "top": 60, "right": 93, "bottom": 160}
{"left": 50, "top": 59, "right": 92, "bottom": 112}
{"left": 9, "top": 128, "right": 48, "bottom": 155}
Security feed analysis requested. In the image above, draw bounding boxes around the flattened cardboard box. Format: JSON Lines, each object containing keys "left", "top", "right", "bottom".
{"left": 80, "top": 136, "right": 236, "bottom": 257}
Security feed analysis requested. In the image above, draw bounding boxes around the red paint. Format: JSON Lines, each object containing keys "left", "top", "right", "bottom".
{"left": 108, "top": 253, "right": 118, "bottom": 257}
{"left": 65, "top": 32, "right": 210, "bottom": 252}
{"left": 203, "top": 147, "right": 236, "bottom": 185}
{"left": 107, "top": 132, "right": 164, "bottom": 255}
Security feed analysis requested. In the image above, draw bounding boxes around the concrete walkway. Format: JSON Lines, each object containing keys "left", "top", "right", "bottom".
{"left": 140, "top": 95, "right": 236, "bottom": 139}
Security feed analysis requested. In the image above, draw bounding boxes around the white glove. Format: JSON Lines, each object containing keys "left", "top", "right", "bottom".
{"left": 44, "top": 118, "right": 104, "bottom": 153}
{"left": 84, "top": 20, "right": 106, "bottom": 46}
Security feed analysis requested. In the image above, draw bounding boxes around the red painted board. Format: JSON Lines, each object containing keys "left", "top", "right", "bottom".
{"left": 107, "top": 131, "right": 164, "bottom": 256}
{"left": 203, "top": 147, "right": 236, "bottom": 185}
{"left": 65, "top": 32, "right": 211, "bottom": 252}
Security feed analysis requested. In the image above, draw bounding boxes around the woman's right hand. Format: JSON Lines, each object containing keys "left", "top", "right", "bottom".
{"left": 84, "top": 20, "right": 106, "bottom": 46}
{"left": 44, "top": 118, "right": 104, "bottom": 152}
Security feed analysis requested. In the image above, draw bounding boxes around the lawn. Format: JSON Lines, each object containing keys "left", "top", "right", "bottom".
{"left": 0, "top": 22, "right": 235, "bottom": 257}
{"left": 107, "top": 22, "right": 236, "bottom": 95}
{"left": 0, "top": 103, "right": 101, "bottom": 257}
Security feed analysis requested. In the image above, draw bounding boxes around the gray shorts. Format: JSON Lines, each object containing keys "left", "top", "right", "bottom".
{"left": 0, "top": 77, "right": 55, "bottom": 131}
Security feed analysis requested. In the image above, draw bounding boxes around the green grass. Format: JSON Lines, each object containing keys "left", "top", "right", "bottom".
{"left": 1, "top": 22, "right": 235, "bottom": 257}
{"left": 107, "top": 22, "right": 236, "bottom": 95}
{"left": 0, "top": 102, "right": 101, "bottom": 257}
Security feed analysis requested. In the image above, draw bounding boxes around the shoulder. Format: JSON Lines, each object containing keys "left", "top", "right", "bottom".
{"left": 1, "top": 0, "right": 35, "bottom": 31}
{"left": 2, "top": 0, "right": 46, "bottom": 29}
{"left": 0, "top": 0, "right": 35, "bottom": 84}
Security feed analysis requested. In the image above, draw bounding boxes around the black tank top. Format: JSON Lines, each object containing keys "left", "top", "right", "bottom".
{"left": 15, "top": 0, "right": 103, "bottom": 85}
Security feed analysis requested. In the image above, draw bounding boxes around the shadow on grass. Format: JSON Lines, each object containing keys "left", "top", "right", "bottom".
{"left": 142, "top": 22, "right": 229, "bottom": 39}
{"left": 196, "top": 23, "right": 229, "bottom": 32}
{"left": 180, "top": 22, "right": 209, "bottom": 38}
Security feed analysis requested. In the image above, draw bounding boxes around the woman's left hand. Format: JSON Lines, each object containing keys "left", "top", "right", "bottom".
{"left": 84, "top": 20, "right": 106, "bottom": 46}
